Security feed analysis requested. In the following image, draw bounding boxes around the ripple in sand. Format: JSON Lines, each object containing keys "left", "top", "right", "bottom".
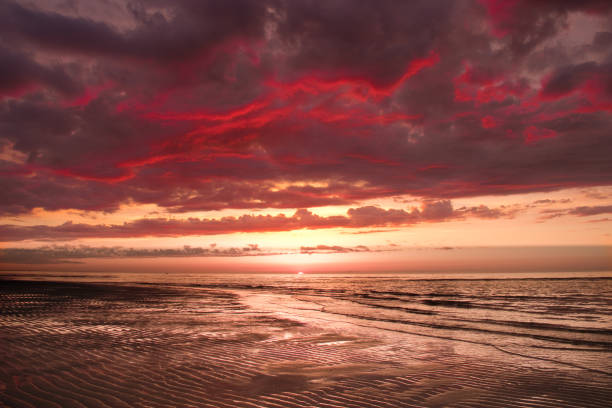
{"left": 1, "top": 280, "right": 610, "bottom": 408}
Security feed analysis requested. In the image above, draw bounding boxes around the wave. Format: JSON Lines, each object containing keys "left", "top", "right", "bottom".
{"left": 309, "top": 307, "right": 612, "bottom": 349}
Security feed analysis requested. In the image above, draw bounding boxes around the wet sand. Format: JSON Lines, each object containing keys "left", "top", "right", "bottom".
{"left": 1, "top": 279, "right": 610, "bottom": 407}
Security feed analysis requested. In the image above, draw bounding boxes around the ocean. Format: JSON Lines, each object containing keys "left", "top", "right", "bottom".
{"left": 1, "top": 271, "right": 611, "bottom": 407}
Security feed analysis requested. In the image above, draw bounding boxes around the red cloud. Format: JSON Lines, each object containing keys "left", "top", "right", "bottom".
{"left": 481, "top": 115, "right": 497, "bottom": 129}
{"left": 0, "top": 1, "right": 611, "bottom": 217}
{"left": 0, "top": 201, "right": 522, "bottom": 241}
{"left": 524, "top": 126, "right": 557, "bottom": 144}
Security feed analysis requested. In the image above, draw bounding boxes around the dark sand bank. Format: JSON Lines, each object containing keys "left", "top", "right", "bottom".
{"left": 1, "top": 279, "right": 610, "bottom": 407}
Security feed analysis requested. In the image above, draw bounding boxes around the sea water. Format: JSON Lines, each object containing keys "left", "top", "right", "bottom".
{"left": 4, "top": 270, "right": 611, "bottom": 374}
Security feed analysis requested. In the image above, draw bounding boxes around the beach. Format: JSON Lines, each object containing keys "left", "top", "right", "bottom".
{"left": 3, "top": 0, "right": 612, "bottom": 406}
{"left": 1, "top": 274, "right": 611, "bottom": 407}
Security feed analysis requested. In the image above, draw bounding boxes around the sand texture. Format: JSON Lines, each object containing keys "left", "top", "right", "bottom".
{"left": 1, "top": 279, "right": 610, "bottom": 407}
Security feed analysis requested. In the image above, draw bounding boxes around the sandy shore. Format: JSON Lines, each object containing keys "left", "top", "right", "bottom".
{"left": 1, "top": 279, "right": 610, "bottom": 407}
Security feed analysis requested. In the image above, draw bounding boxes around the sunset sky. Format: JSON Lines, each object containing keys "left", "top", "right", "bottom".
{"left": 1, "top": 0, "right": 611, "bottom": 273}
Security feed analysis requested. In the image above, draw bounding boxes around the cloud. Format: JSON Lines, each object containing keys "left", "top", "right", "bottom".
{"left": 568, "top": 205, "right": 612, "bottom": 216}
{"left": 0, "top": 1, "right": 611, "bottom": 217}
{"left": 0, "top": 200, "right": 522, "bottom": 241}
{"left": 0, "top": 243, "right": 268, "bottom": 264}
{"left": 455, "top": 204, "right": 521, "bottom": 219}
{"left": 299, "top": 245, "right": 372, "bottom": 254}
{"left": 344, "top": 229, "right": 400, "bottom": 235}
{"left": 0, "top": 0, "right": 269, "bottom": 63}
{"left": 0, "top": 46, "right": 79, "bottom": 97}
{"left": 532, "top": 199, "right": 571, "bottom": 205}
{"left": 582, "top": 189, "right": 611, "bottom": 200}
{"left": 539, "top": 204, "right": 612, "bottom": 220}
{"left": 539, "top": 61, "right": 612, "bottom": 106}
{"left": 480, "top": 0, "right": 612, "bottom": 53}
{"left": 586, "top": 217, "right": 610, "bottom": 223}
{"left": 0, "top": 242, "right": 390, "bottom": 264}
{"left": 420, "top": 200, "right": 454, "bottom": 220}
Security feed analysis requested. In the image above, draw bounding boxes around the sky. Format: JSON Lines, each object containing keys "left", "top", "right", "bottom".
{"left": 1, "top": 0, "right": 611, "bottom": 273}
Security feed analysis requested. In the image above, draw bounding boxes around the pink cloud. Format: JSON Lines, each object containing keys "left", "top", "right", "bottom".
{"left": 0, "top": 201, "right": 522, "bottom": 241}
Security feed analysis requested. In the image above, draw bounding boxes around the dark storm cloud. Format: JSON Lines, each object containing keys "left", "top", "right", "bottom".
{"left": 0, "top": 0, "right": 269, "bottom": 62}
{"left": 593, "top": 31, "right": 612, "bottom": 51}
{"left": 0, "top": 46, "right": 79, "bottom": 97}
{"left": 1, "top": 0, "right": 612, "bottom": 222}
{"left": 272, "top": 0, "right": 451, "bottom": 85}
{"left": 481, "top": 0, "right": 612, "bottom": 54}
{"left": 540, "top": 61, "right": 612, "bottom": 99}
